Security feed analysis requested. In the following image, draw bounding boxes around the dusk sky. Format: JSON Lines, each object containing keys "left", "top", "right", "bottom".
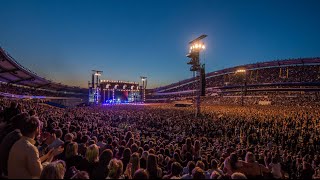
{"left": 1, "top": 0, "right": 320, "bottom": 88}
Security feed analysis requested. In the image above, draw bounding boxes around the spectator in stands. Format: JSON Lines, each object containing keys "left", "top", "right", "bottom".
{"left": 206, "top": 159, "right": 224, "bottom": 179}
{"left": 181, "top": 161, "right": 195, "bottom": 179}
{"left": 71, "top": 171, "right": 90, "bottom": 179}
{"left": 192, "top": 167, "right": 205, "bottom": 179}
{"left": 242, "top": 152, "right": 269, "bottom": 178}
{"left": 79, "top": 144, "right": 99, "bottom": 178}
{"left": 92, "top": 149, "right": 113, "bottom": 179}
{"left": 0, "top": 102, "right": 20, "bottom": 123}
{"left": 107, "top": 159, "right": 124, "bottom": 179}
{"left": 48, "top": 128, "right": 64, "bottom": 150}
{"left": 147, "top": 154, "right": 162, "bottom": 179}
{"left": 127, "top": 152, "right": 140, "bottom": 179}
{"left": 0, "top": 113, "right": 28, "bottom": 177}
{"left": 133, "top": 169, "right": 149, "bottom": 179}
{"left": 163, "top": 162, "right": 183, "bottom": 179}
{"left": 8, "top": 116, "right": 62, "bottom": 179}
{"left": 231, "top": 172, "right": 247, "bottom": 179}
{"left": 97, "top": 135, "right": 106, "bottom": 149}
{"left": 40, "top": 160, "right": 66, "bottom": 179}
{"left": 65, "top": 142, "right": 83, "bottom": 170}
{"left": 121, "top": 148, "right": 132, "bottom": 172}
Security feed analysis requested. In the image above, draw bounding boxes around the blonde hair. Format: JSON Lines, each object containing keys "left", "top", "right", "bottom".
{"left": 40, "top": 160, "right": 66, "bottom": 179}
{"left": 65, "top": 142, "right": 78, "bottom": 159}
{"left": 86, "top": 144, "right": 99, "bottom": 163}
{"left": 108, "top": 158, "right": 123, "bottom": 179}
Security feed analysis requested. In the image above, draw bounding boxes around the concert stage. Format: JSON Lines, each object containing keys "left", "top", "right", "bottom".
{"left": 100, "top": 80, "right": 141, "bottom": 103}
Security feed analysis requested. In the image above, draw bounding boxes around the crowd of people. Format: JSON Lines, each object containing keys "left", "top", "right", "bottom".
{"left": 157, "top": 64, "right": 320, "bottom": 94}
{"left": 1, "top": 98, "right": 320, "bottom": 179}
{"left": 0, "top": 83, "right": 85, "bottom": 98}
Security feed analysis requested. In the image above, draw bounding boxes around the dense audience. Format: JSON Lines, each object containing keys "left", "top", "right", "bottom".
{"left": 158, "top": 63, "right": 320, "bottom": 94}
{"left": 0, "top": 83, "right": 85, "bottom": 98}
{"left": 1, "top": 98, "right": 320, "bottom": 179}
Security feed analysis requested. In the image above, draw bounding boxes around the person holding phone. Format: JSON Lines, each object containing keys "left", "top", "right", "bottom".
{"left": 8, "top": 116, "right": 63, "bottom": 179}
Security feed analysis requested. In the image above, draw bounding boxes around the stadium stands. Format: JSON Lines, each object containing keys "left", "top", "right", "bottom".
{"left": 148, "top": 58, "right": 320, "bottom": 106}
{"left": 0, "top": 48, "right": 87, "bottom": 106}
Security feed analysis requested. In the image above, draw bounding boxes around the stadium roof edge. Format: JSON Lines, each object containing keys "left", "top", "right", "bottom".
{"left": 0, "top": 47, "right": 87, "bottom": 93}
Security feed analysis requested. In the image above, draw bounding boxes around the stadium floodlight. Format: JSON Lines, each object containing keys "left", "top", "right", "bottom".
{"left": 140, "top": 76, "right": 147, "bottom": 102}
{"left": 235, "top": 69, "right": 246, "bottom": 74}
{"left": 186, "top": 34, "right": 207, "bottom": 117}
{"left": 235, "top": 68, "right": 247, "bottom": 106}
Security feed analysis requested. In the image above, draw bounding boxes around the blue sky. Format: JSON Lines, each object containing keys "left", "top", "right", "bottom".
{"left": 1, "top": 0, "right": 320, "bottom": 88}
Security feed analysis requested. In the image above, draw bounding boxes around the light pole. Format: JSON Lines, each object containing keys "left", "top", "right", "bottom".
{"left": 91, "top": 70, "right": 103, "bottom": 104}
{"left": 235, "top": 69, "right": 247, "bottom": 106}
{"left": 186, "top": 35, "right": 207, "bottom": 117}
{"left": 140, "top": 76, "right": 147, "bottom": 102}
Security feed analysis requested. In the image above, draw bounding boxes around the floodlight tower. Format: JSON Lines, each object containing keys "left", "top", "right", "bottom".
{"left": 235, "top": 69, "right": 247, "bottom": 106}
{"left": 92, "top": 70, "right": 103, "bottom": 104}
{"left": 140, "top": 76, "right": 147, "bottom": 102}
{"left": 186, "top": 34, "right": 207, "bottom": 117}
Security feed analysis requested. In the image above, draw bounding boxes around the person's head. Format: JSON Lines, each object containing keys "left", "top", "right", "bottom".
{"left": 230, "top": 153, "right": 238, "bottom": 170}
{"left": 21, "top": 116, "right": 40, "bottom": 139}
{"left": 245, "top": 152, "right": 255, "bottom": 163}
{"left": 66, "top": 142, "right": 79, "bottom": 159}
{"left": 157, "top": 154, "right": 164, "bottom": 164}
{"left": 187, "top": 161, "right": 196, "bottom": 175}
{"left": 171, "top": 162, "right": 183, "bottom": 176}
{"left": 211, "top": 171, "right": 222, "bottom": 179}
{"left": 28, "top": 109, "right": 36, "bottom": 116}
{"left": 71, "top": 171, "right": 90, "bottom": 179}
{"left": 10, "top": 112, "right": 29, "bottom": 130}
{"left": 98, "top": 135, "right": 104, "bottom": 142}
{"left": 10, "top": 101, "right": 17, "bottom": 108}
{"left": 131, "top": 143, "right": 138, "bottom": 153}
{"left": 125, "top": 131, "right": 133, "bottom": 142}
{"left": 64, "top": 133, "right": 74, "bottom": 142}
{"left": 108, "top": 159, "right": 123, "bottom": 179}
{"left": 133, "top": 169, "right": 149, "bottom": 179}
{"left": 272, "top": 156, "right": 279, "bottom": 164}
{"left": 211, "top": 159, "right": 218, "bottom": 169}
{"left": 147, "top": 154, "right": 158, "bottom": 175}
{"left": 192, "top": 167, "right": 205, "bottom": 179}
{"left": 173, "top": 152, "right": 181, "bottom": 162}
{"left": 123, "top": 148, "right": 132, "bottom": 161}
{"left": 196, "top": 161, "right": 205, "bottom": 170}
{"left": 55, "top": 129, "right": 63, "bottom": 139}
{"left": 40, "top": 160, "right": 66, "bottom": 179}
{"left": 142, "top": 151, "right": 149, "bottom": 159}
{"left": 231, "top": 172, "right": 247, "bottom": 179}
{"left": 98, "top": 149, "right": 112, "bottom": 167}
{"left": 85, "top": 144, "right": 99, "bottom": 163}
{"left": 194, "top": 140, "right": 201, "bottom": 151}
{"left": 117, "top": 146, "right": 125, "bottom": 157}
{"left": 130, "top": 153, "right": 140, "bottom": 174}
{"left": 185, "top": 152, "right": 193, "bottom": 162}
{"left": 92, "top": 136, "right": 98, "bottom": 144}
{"left": 186, "top": 138, "right": 192, "bottom": 148}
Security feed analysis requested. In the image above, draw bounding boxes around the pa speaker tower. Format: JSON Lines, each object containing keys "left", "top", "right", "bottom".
{"left": 200, "top": 64, "right": 206, "bottom": 96}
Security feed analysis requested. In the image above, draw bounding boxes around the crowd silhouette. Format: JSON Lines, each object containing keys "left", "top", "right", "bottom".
{"left": 1, "top": 99, "right": 320, "bottom": 179}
